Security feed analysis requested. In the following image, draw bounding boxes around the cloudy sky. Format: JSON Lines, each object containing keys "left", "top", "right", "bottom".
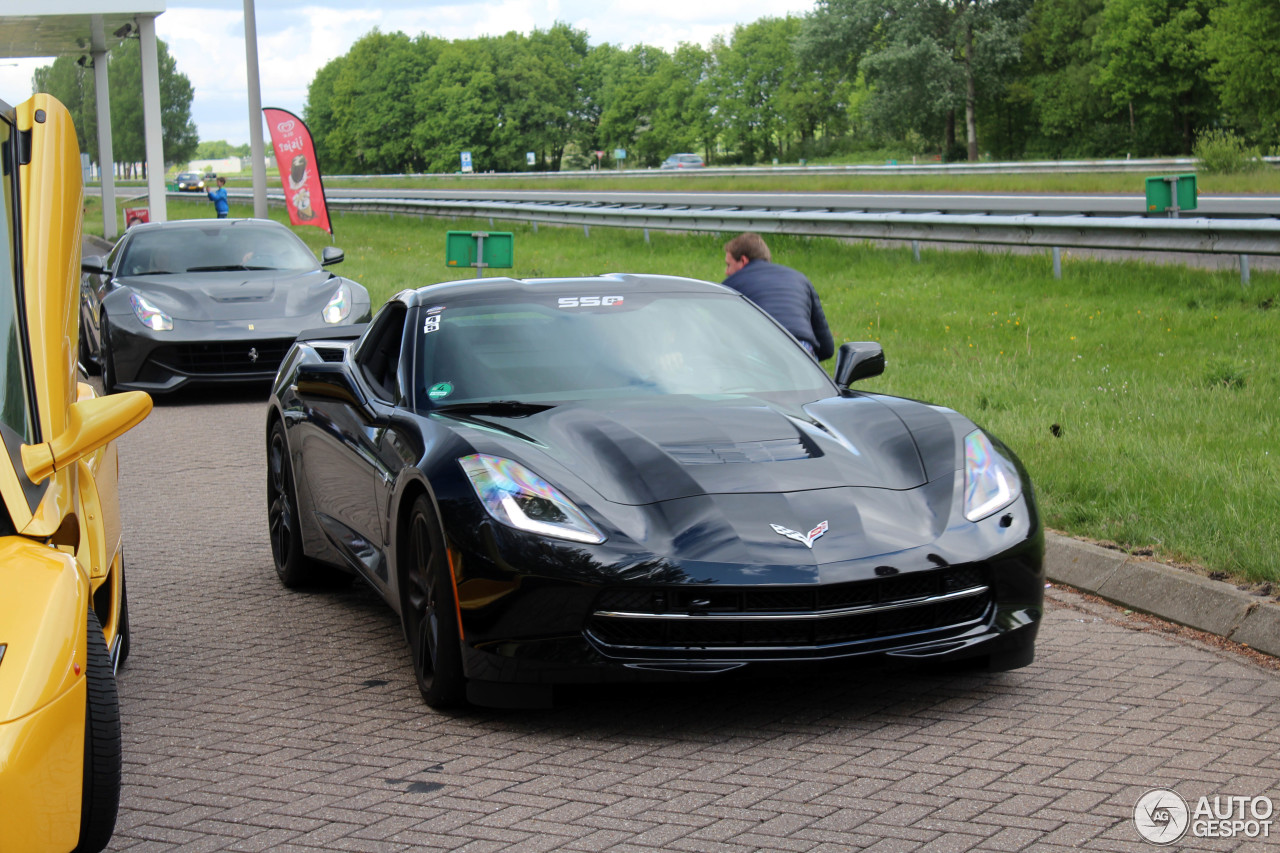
{"left": 1, "top": 0, "right": 816, "bottom": 147}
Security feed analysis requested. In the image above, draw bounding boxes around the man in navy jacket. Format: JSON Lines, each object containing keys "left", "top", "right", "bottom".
{"left": 722, "top": 232, "right": 835, "bottom": 360}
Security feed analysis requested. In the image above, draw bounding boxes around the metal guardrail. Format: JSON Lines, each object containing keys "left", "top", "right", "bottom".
{"left": 287, "top": 193, "right": 1276, "bottom": 283}
{"left": 322, "top": 156, "right": 1280, "bottom": 181}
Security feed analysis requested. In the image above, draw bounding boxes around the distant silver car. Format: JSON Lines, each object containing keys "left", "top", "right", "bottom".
{"left": 660, "top": 153, "right": 705, "bottom": 170}
{"left": 175, "top": 171, "right": 206, "bottom": 192}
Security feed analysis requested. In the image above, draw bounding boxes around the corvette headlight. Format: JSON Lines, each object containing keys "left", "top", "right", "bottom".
{"left": 963, "top": 430, "right": 1022, "bottom": 521}
{"left": 459, "top": 453, "right": 605, "bottom": 544}
{"left": 322, "top": 282, "right": 351, "bottom": 324}
{"left": 130, "top": 292, "right": 172, "bottom": 331}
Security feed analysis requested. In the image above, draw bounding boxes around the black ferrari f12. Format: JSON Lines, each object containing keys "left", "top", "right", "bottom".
{"left": 266, "top": 273, "right": 1043, "bottom": 708}
{"left": 81, "top": 218, "right": 371, "bottom": 393}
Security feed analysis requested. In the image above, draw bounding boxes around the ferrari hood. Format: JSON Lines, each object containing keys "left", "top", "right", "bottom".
{"left": 118, "top": 268, "right": 344, "bottom": 321}
{"left": 457, "top": 395, "right": 958, "bottom": 506}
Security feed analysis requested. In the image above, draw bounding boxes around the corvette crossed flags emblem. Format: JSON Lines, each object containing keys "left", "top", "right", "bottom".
{"left": 770, "top": 520, "right": 829, "bottom": 549}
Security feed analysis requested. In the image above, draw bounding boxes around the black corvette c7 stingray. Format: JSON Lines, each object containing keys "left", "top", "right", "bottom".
{"left": 266, "top": 273, "right": 1044, "bottom": 709}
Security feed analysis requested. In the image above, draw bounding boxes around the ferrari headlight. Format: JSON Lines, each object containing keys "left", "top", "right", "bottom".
{"left": 130, "top": 292, "right": 172, "bottom": 331}
{"left": 322, "top": 283, "right": 351, "bottom": 324}
{"left": 963, "top": 430, "right": 1022, "bottom": 521}
{"left": 459, "top": 453, "right": 605, "bottom": 544}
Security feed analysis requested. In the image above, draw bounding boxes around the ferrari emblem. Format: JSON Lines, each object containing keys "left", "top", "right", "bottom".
{"left": 771, "top": 520, "right": 828, "bottom": 549}
{"left": 248, "top": 347, "right": 259, "bottom": 363}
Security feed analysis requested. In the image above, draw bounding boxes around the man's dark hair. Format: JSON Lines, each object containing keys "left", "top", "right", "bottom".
{"left": 724, "top": 232, "right": 771, "bottom": 263}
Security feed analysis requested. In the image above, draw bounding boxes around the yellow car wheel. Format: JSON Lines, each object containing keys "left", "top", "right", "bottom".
{"left": 75, "top": 608, "right": 121, "bottom": 853}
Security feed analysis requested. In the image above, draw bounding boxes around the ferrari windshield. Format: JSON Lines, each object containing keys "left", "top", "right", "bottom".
{"left": 416, "top": 290, "right": 835, "bottom": 406}
{"left": 118, "top": 223, "right": 320, "bottom": 276}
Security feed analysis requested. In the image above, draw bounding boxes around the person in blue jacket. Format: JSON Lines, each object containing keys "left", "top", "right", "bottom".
{"left": 206, "top": 176, "right": 229, "bottom": 218}
{"left": 722, "top": 232, "right": 835, "bottom": 360}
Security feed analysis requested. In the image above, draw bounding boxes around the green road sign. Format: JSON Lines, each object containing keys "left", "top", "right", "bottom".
{"left": 445, "top": 231, "right": 513, "bottom": 275}
{"left": 1145, "top": 174, "right": 1198, "bottom": 215}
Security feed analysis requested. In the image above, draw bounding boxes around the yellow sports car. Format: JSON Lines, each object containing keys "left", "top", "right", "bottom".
{"left": 0, "top": 95, "right": 152, "bottom": 851}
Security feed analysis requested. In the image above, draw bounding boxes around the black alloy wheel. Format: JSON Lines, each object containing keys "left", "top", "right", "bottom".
{"left": 74, "top": 608, "right": 121, "bottom": 853}
{"left": 400, "top": 495, "right": 466, "bottom": 709}
{"left": 266, "top": 420, "right": 348, "bottom": 588}
{"left": 78, "top": 322, "right": 99, "bottom": 377}
{"left": 99, "top": 319, "right": 117, "bottom": 394}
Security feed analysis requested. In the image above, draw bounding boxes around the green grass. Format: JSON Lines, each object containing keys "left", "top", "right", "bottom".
{"left": 91, "top": 196, "right": 1280, "bottom": 584}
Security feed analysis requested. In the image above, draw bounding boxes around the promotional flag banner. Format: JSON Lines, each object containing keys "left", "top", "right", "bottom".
{"left": 263, "top": 107, "right": 332, "bottom": 236}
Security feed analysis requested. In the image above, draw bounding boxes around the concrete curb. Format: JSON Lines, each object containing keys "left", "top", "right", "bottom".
{"left": 1045, "top": 532, "right": 1280, "bottom": 658}
{"left": 85, "top": 233, "right": 114, "bottom": 253}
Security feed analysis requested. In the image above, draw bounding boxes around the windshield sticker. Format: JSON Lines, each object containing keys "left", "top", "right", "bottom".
{"left": 558, "top": 296, "right": 624, "bottom": 308}
{"left": 426, "top": 305, "right": 445, "bottom": 315}
{"left": 423, "top": 314, "right": 442, "bottom": 334}
{"left": 428, "top": 381, "right": 454, "bottom": 401}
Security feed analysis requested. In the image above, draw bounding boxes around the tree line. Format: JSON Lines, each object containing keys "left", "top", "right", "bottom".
{"left": 34, "top": 38, "right": 198, "bottom": 177}
{"left": 32, "top": 0, "right": 1277, "bottom": 176}
{"left": 305, "top": 0, "right": 1278, "bottom": 173}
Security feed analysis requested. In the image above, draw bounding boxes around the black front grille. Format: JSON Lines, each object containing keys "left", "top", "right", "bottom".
{"left": 149, "top": 338, "right": 294, "bottom": 375}
{"left": 587, "top": 564, "right": 992, "bottom": 657}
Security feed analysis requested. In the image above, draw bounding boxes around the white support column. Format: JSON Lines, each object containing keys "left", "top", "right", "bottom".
{"left": 137, "top": 15, "right": 167, "bottom": 223}
{"left": 90, "top": 17, "right": 117, "bottom": 239}
{"left": 244, "top": 0, "right": 269, "bottom": 219}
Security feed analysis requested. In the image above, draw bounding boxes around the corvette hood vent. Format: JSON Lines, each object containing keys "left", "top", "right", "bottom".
{"left": 661, "top": 437, "right": 816, "bottom": 465}
{"left": 462, "top": 395, "right": 935, "bottom": 505}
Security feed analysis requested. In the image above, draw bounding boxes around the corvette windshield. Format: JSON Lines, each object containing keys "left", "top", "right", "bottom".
{"left": 119, "top": 224, "right": 320, "bottom": 276}
{"left": 417, "top": 291, "right": 834, "bottom": 406}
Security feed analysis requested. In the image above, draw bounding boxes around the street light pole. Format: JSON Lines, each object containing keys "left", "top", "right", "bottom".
{"left": 243, "top": 0, "right": 268, "bottom": 219}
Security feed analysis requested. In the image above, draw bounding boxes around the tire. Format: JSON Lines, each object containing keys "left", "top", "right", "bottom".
{"left": 266, "top": 419, "right": 349, "bottom": 588}
{"left": 73, "top": 608, "right": 121, "bottom": 853}
{"left": 99, "top": 317, "right": 117, "bottom": 394}
{"left": 399, "top": 495, "right": 466, "bottom": 709}
{"left": 78, "top": 319, "right": 100, "bottom": 377}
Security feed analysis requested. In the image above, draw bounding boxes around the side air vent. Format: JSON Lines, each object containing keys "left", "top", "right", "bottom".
{"left": 314, "top": 346, "right": 346, "bottom": 363}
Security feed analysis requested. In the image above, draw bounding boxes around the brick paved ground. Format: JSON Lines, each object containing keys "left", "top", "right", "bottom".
{"left": 107, "top": 389, "right": 1280, "bottom": 852}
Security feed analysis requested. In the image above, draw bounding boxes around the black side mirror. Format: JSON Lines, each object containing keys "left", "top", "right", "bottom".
{"left": 295, "top": 361, "right": 370, "bottom": 414}
{"left": 321, "top": 246, "right": 344, "bottom": 266}
{"left": 834, "top": 342, "right": 885, "bottom": 389}
{"left": 82, "top": 254, "right": 106, "bottom": 274}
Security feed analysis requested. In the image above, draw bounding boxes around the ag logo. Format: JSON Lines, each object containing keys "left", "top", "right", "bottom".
{"left": 1134, "top": 788, "right": 1189, "bottom": 845}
